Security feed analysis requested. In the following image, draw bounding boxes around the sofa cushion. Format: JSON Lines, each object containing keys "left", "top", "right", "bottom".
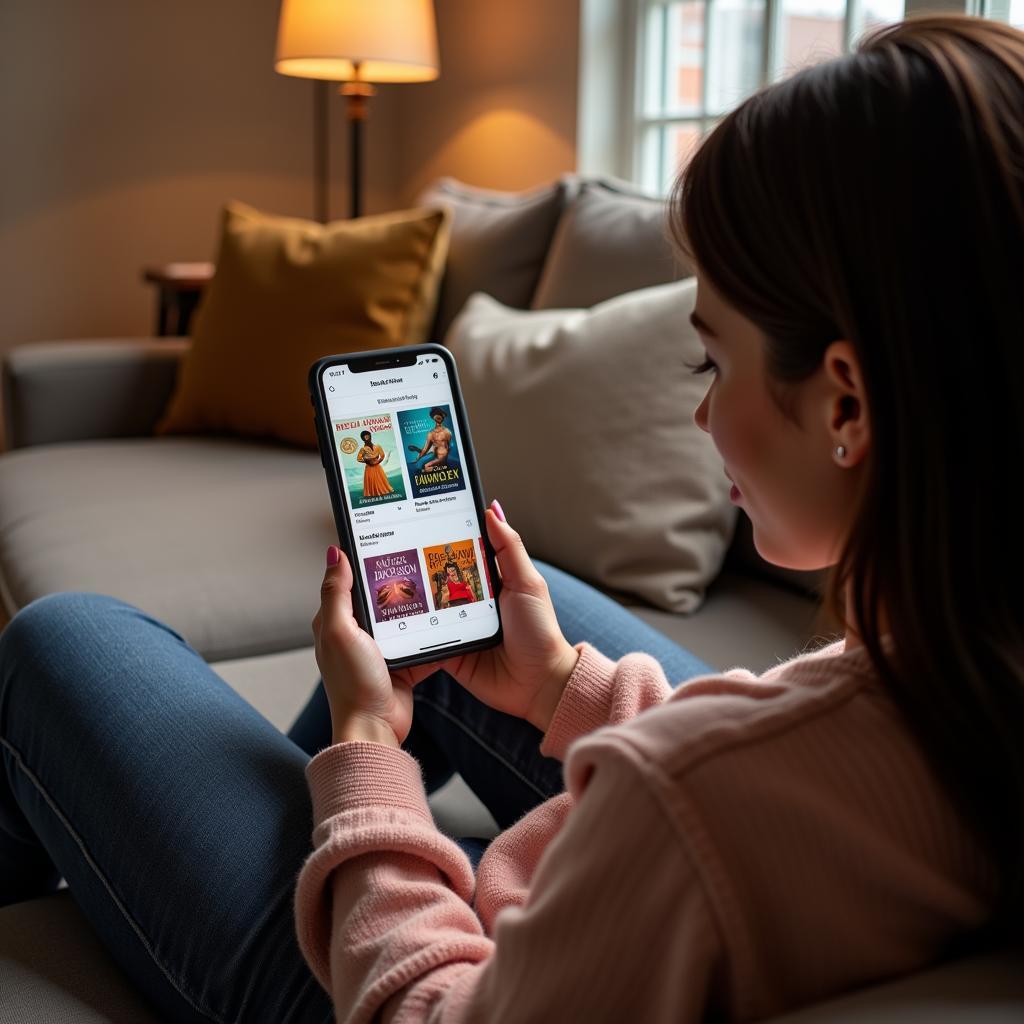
{"left": 446, "top": 280, "right": 736, "bottom": 614}
{"left": 531, "top": 176, "right": 694, "bottom": 310}
{"left": 623, "top": 569, "right": 832, "bottom": 675}
{"left": 416, "top": 177, "right": 567, "bottom": 340}
{"left": 0, "top": 891, "right": 161, "bottom": 1023}
{"left": 764, "top": 944, "right": 1024, "bottom": 1023}
{"left": 155, "top": 201, "right": 450, "bottom": 450}
{"left": 0, "top": 438, "right": 334, "bottom": 662}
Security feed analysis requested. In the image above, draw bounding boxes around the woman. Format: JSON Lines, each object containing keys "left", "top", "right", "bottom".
{"left": 356, "top": 429, "right": 394, "bottom": 499}
{"left": 1, "top": 13, "right": 1021, "bottom": 1023}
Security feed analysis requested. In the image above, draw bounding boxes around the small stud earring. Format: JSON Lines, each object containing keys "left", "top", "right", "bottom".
{"left": 835, "top": 445, "right": 847, "bottom": 460}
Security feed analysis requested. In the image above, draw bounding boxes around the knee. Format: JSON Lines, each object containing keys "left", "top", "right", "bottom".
{"left": 0, "top": 592, "right": 141, "bottom": 663}
{"left": 0, "top": 593, "right": 182, "bottom": 721}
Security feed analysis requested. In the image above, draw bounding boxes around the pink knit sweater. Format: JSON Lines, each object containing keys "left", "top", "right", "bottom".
{"left": 293, "top": 639, "right": 996, "bottom": 1023}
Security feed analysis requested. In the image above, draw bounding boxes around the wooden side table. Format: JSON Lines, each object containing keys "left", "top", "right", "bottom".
{"left": 142, "top": 262, "right": 215, "bottom": 337}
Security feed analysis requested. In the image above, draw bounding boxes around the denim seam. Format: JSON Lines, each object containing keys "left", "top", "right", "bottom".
{"left": 0, "top": 734, "right": 229, "bottom": 1024}
{"left": 412, "top": 694, "right": 553, "bottom": 800}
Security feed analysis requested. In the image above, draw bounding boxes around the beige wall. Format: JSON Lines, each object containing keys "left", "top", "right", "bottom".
{"left": 395, "top": 0, "right": 579, "bottom": 203}
{"left": 0, "top": 1, "right": 402, "bottom": 349}
{"left": 0, "top": 0, "right": 580, "bottom": 446}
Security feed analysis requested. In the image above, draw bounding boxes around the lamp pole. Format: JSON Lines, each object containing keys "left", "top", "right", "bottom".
{"left": 341, "top": 63, "right": 375, "bottom": 220}
{"left": 313, "top": 81, "right": 329, "bottom": 223}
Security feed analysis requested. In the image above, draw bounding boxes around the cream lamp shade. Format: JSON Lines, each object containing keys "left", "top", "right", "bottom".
{"left": 275, "top": 0, "right": 440, "bottom": 82}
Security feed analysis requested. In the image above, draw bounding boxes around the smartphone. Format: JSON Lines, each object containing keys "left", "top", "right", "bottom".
{"left": 309, "top": 343, "right": 503, "bottom": 670}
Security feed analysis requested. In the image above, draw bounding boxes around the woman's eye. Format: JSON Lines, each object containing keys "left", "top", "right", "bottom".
{"left": 687, "top": 357, "right": 717, "bottom": 376}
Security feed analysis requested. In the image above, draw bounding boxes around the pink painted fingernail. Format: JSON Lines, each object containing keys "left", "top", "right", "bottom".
{"left": 490, "top": 499, "right": 506, "bottom": 523}
{"left": 327, "top": 545, "right": 340, "bottom": 566}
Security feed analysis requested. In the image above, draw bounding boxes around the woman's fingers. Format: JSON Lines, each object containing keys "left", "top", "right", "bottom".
{"left": 319, "top": 545, "right": 355, "bottom": 628}
{"left": 484, "top": 504, "right": 547, "bottom": 599}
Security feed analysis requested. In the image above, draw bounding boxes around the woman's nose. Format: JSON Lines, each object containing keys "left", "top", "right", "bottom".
{"left": 693, "top": 387, "right": 711, "bottom": 433}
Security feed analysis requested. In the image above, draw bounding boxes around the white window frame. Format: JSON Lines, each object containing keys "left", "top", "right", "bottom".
{"left": 577, "top": 0, "right": 972, "bottom": 191}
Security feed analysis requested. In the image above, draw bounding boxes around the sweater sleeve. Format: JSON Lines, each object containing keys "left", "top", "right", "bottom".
{"left": 293, "top": 741, "right": 492, "bottom": 1018}
{"left": 539, "top": 640, "right": 676, "bottom": 762}
{"left": 434, "top": 744, "right": 727, "bottom": 1022}
{"left": 294, "top": 734, "right": 726, "bottom": 1023}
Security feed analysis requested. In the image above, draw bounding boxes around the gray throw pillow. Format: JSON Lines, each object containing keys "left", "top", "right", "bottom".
{"left": 531, "top": 177, "right": 695, "bottom": 310}
{"left": 446, "top": 280, "right": 736, "bottom": 613}
{"left": 416, "top": 177, "right": 568, "bottom": 341}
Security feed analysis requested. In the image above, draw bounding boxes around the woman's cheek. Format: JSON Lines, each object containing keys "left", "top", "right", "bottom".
{"left": 706, "top": 385, "right": 749, "bottom": 474}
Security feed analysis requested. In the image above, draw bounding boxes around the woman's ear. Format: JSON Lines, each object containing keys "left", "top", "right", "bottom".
{"left": 822, "top": 340, "right": 870, "bottom": 467}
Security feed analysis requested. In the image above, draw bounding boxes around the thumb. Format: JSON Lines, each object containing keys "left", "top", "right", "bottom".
{"left": 484, "top": 501, "right": 545, "bottom": 597}
{"left": 321, "top": 544, "right": 355, "bottom": 622}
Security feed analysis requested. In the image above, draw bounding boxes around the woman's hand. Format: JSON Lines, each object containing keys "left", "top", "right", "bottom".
{"left": 314, "top": 500, "right": 580, "bottom": 747}
{"left": 394, "top": 503, "right": 580, "bottom": 733}
{"left": 313, "top": 547, "right": 411, "bottom": 747}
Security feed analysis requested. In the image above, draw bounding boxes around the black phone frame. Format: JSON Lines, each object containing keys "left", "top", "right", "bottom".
{"left": 309, "top": 342, "right": 503, "bottom": 671}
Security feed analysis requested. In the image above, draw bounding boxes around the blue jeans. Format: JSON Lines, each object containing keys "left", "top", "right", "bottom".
{"left": 0, "top": 560, "right": 712, "bottom": 1023}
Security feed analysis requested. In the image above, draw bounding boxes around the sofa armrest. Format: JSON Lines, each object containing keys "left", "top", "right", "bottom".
{"left": 2, "top": 338, "right": 189, "bottom": 449}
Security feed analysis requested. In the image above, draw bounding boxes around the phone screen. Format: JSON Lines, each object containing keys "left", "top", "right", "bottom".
{"left": 318, "top": 354, "right": 500, "bottom": 662}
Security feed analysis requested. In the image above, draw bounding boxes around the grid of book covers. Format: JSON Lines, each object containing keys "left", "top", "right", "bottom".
{"left": 331, "top": 404, "right": 495, "bottom": 625}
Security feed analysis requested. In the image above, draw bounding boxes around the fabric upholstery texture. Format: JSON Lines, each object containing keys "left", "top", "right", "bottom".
{"left": 446, "top": 280, "right": 736, "bottom": 613}
{"left": 155, "top": 201, "right": 451, "bottom": 449}
{"left": 415, "top": 177, "right": 567, "bottom": 340}
{"left": 0, "top": 892, "right": 161, "bottom": 1023}
{"left": 1, "top": 339, "right": 186, "bottom": 450}
{"left": 531, "top": 177, "right": 694, "bottom": 310}
{"left": 0, "top": 437, "right": 333, "bottom": 662}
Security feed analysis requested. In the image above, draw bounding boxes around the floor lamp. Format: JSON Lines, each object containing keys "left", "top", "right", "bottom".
{"left": 274, "top": 0, "right": 440, "bottom": 222}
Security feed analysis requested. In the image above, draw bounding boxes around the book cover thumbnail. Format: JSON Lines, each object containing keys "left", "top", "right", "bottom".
{"left": 396, "top": 404, "right": 466, "bottom": 499}
{"left": 334, "top": 414, "right": 406, "bottom": 509}
{"left": 364, "top": 548, "right": 429, "bottom": 624}
{"left": 423, "top": 538, "right": 485, "bottom": 611}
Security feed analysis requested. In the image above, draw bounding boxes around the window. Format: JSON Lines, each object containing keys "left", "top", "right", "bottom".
{"left": 637, "top": 0, "right": 907, "bottom": 191}
{"left": 969, "top": 0, "right": 1024, "bottom": 27}
{"left": 579, "top": 0, "right": 905, "bottom": 195}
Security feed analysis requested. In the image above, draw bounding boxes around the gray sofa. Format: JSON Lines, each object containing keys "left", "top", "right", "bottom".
{"left": 1, "top": 177, "right": 1021, "bottom": 1021}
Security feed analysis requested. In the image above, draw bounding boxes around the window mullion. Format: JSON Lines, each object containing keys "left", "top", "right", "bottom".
{"left": 763, "top": 0, "right": 783, "bottom": 84}
{"left": 624, "top": 0, "right": 643, "bottom": 183}
{"left": 659, "top": 3, "right": 670, "bottom": 200}
{"left": 844, "top": 0, "right": 863, "bottom": 51}
{"left": 702, "top": 0, "right": 713, "bottom": 116}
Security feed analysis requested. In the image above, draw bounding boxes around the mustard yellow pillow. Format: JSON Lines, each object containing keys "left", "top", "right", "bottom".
{"left": 155, "top": 201, "right": 451, "bottom": 449}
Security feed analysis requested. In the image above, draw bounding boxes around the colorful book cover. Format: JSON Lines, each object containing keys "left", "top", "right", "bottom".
{"left": 364, "top": 548, "right": 429, "bottom": 624}
{"left": 396, "top": 404, "right": 466, "bottom": 499}
{"left": 334, "top": 414, "right": 406, "bottom": 509}
{"left": 423, "top": 538, "right": 485, "bottom": 610}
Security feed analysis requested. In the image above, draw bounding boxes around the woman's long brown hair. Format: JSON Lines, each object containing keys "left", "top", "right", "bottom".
{"left": 670, "top": 14, "right": 1024, "bottom": 942}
